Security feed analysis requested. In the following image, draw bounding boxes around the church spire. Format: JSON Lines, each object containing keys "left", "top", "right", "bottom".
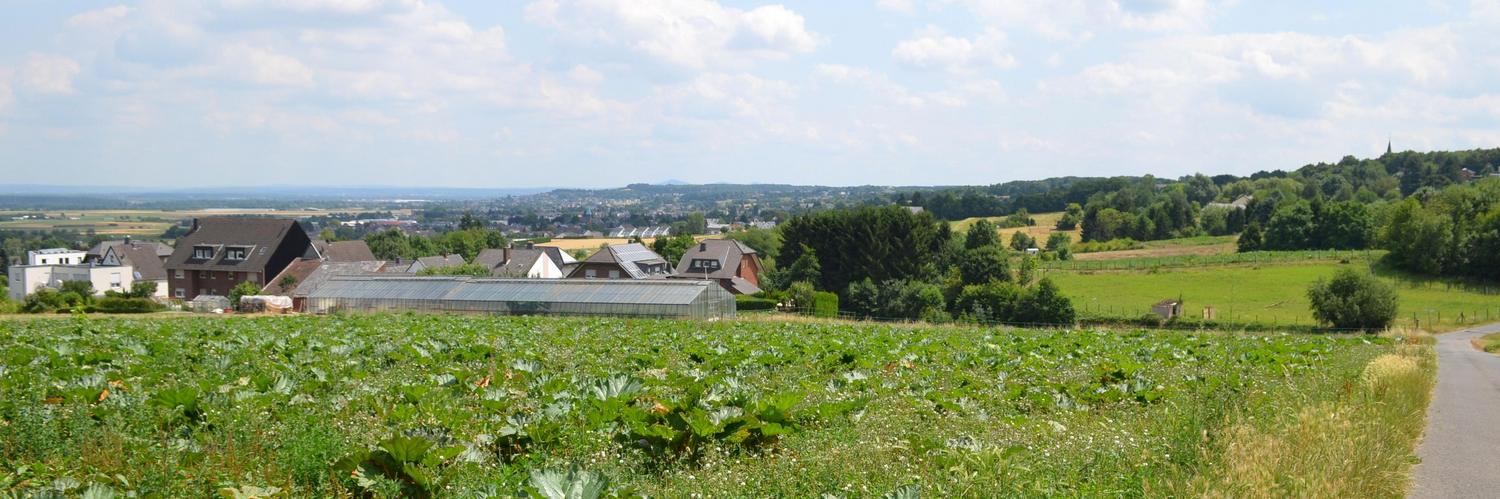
{"left": 1386, "top": 135, "right": 1392, "bottom": 155}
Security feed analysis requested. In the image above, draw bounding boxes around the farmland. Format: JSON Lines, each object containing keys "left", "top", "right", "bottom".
{"left": 1049, "top": 259, "right": 1500, "bottom": 331}
{"left": 0, "top": 314, "right": 1430, "bottom": 497}
{"left": 0, "top": 209, "right": 401, "bottom": 237}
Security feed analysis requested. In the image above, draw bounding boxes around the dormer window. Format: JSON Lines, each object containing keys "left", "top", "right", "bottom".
{"left": 690, "top": 259, "right": 721, "bottom": 272}
{"left": 192, "top": 246, "right": 215, "bottom": 259}
{"left": 224, "top": 246, "right": 250, "bottom": 261}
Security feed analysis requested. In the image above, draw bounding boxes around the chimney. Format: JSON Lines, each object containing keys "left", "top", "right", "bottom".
{"left": 525, "top": 242, "right": 535, "bottom": 250}
{"left": 503, "top": 244, "right": 511, "bottom": 264}
{"left": 699, "top": 242, "right": 707, "bottom": 252}
{"left": 124, "top": 235, "right": 132, "bottom": 246}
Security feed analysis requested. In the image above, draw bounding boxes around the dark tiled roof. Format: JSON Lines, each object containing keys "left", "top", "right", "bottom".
{"left": 672, "top": 239, "right": 757, "bottom": 279}
{"left": 114, "top": 243, "right": 169, "bottom": 281}
{"left": 472, "top": 249, "right": 508, "bottom": 269}
{"left": 495, "top": 249, "right": 545, "bottom": 277}
{"left": 314, "top": 240, "right": 377, "bottom": 262}
{"left": 583, "top": 243, "right": 672, "bottom": 279}
{"left": 166, "top": 218, "right": 307, "bottom": 272}
{"left": 262, "top": 258, "right": 323, "bottom": 295}
{"left": 89, "top": 239, "right": 173, "bottom": 259}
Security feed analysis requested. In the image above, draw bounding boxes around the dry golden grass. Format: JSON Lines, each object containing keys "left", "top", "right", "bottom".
{"left": 1183, "top": 330, "right": 1435, "bottom": 499}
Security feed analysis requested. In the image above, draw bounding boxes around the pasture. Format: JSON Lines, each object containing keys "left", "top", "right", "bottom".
{"left": 0, "top": 315, "right": 1428, "bottom": 497}
{"left": 951, "top": 212, "right": 1078, "bottom": 245}
{"left": 1048, "top": 260, "right": 1500, "bottom": 331}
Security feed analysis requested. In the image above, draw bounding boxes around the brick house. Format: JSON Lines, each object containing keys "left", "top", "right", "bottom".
{"left": 165, "top": 218, "right": 314, "bottom": 300}
{"left": 668, "top": 239, "right": 764, "bottom": 294}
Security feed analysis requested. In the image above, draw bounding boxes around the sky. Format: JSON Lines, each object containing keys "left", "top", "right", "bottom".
{"left": 0, "top": 1, "right": 1497, "bottom": 189}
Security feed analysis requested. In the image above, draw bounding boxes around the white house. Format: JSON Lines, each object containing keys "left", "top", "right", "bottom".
{"left": 8, "top": 264, "right": 135, "bottom": 301}
{"left": 27, "top": 248, "right": 87, "bottom": 265}
{"left": 473, "top": 246, "right": 567, "bottom": 278}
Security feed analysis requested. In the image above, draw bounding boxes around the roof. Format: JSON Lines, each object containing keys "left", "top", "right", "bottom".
{"left": 672, "top": 239, "right": 757, "bottom": 279}
{"left": 416, "top": 254, "right": 466, "bottom": 269}
{"left": 113, "top": 243, "right": 169, "bottom": 281}
{"left": 495, "top": 249, "right": 545, "bottom": 277}
{"left": 1154, "top": 299, "right": 1182, "bottom": 307}
{"left": 166, "top": 218, "right": 308, "bottom": 271}
{"left": 539, "top": 246, "right": 576, "bottom": 266}
{"left": 584, "top": 243, "right": 671, "bottom": 279}
{"left": 32, "top": 248, "right": 81, "bottom": 255}
{"left": 306, "top": 275, "right": 721, "bottom": 306}
{"left": 379, "top": 260, "right": 418, "bottom": 273}
{"left": 471, "top": 248, "right": 509, "bottom": 269}
{"left": 262, "top": 258, "right": 323, "bottom": 295}
{"left": 290, "top": 261, "right": 387, "bottom": 297}
{"left": 314, "top": 240, "right": 377, "bottom": 262}
{"left": 88, "top": 239, "right": 173, "bottom": 258}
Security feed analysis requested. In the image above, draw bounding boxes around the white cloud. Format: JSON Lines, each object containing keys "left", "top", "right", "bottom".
{"left": 67, "top": 5, "right": 133, "bottom": 29}
{"left": 524, "top": 0, "right": 822, "bottom": 69}
{"left": 943, "top": 0, "right": 1220, "bottom": 40}
{"left": 223, "top": 44, "right": 315, "bottom": 87}
{"left": 893, "top": 28, "right": 1015, "bottom": 70}
{"left": 0, "top": 74, "right": 12, "bottom": 111}
{"left": 20, "top": 54, "right": 81, "bottom": 94}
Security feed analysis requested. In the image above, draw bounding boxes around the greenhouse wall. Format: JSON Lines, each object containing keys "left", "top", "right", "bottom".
{"left": 303, "top": 276, "right": 736, "bottom": 319}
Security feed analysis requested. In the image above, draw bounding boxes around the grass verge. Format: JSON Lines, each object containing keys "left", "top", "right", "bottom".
{"left": 1475, "top": 331, "right": 1500, "bottom": 354}
{"left": 1180, "top": 329, "right": 1435, "bottom": 498}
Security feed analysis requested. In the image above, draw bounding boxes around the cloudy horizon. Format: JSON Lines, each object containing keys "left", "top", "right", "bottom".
{"left": 1, "top": 1, "right": 1497, "bottom": 188}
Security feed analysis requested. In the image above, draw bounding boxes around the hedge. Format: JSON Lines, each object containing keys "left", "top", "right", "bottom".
{"left": 90, "top": 297, "right": 164, "bottom": 314}
{"left": 735, "top": 295, "right": 778, "bottom": 311}
{"left": 811, "top": 291, "right": 839, "bottom": 318}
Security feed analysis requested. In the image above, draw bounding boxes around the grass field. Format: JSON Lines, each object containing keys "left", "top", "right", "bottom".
{"left": 0, "top": 315, "right": 1431, "bottom": 497}
{"left": 1075, "top": 235, "right": 1238, "bottom": 261}
{"left": 1048, "top": 260, "right": 1500, "bottom": 331}
{"left": 952, "top": 212, "right": 1078, "bottom": 245}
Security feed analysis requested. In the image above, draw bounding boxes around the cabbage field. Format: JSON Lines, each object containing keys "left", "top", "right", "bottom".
{"left": 0, "top": 315, "right": 1394, "bottom": 497}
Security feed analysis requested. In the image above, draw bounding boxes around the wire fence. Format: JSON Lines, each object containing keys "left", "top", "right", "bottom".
{"left": 1045, "top": 249, "right": 1382, "bottom": 271}
{"left": 752, "top": 303, "right": 1500, "bottom": 334}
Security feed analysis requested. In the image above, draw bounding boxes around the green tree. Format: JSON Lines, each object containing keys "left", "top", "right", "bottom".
{"left": 965, "top": 219, "right": 1000, "bottom": 249}
{"left": 1016, "top": 255, "right": 1037, "bottom": 286}
{"left": 417, "top": 264, "right": 493, "bottom": 277}
{"left": 1237, "top": 223, "right": 1264, "bottom": 252}
{"left": 958, "top": 246, "right": 1010, "bottom": 285}
{"left": 1014, "top": 278, "right": 1075, "bottom": 325}
{"left": 459, "top": 211, "right": 485, "bottom": 231}
{"left": 1381, "top": 198, "right": 1453, "bottom": 275}
{"left": 650, "top": 233, "right": 697, "bottom": 266}
{"left": 778, "top": 206, "right": 947, "bottom": 293}
{"left": 772, "top": 244, "right": 822, "bottom": 290}
{"left": 724, "top": 227, "right": 782, "bottom": 266}
{"left": 953, "top": 281, "right": 1022, "bottom": 323}
{"left": 0, "top": 247, "right": 9, "bottom": 277}
{"left": 127, "top": 281, "right": 158, "bottom": 299}
{"left": 1055, "top": 203, "right": 1083, "bottom": 230}
{"left": 1262, "top": 201, "right": 1317, "bottom": 250}
{"left": 1306, "top": 268, "right": 1399, "bottom": 331}
{"left": 1045, "top": 232, "right": 1072, "bottom": 260}
{"left": 1009, "top": 232, "right": 1034, "bottom": 251}
{"left": 228, "top": 281, "right": 262, "bottom": 308}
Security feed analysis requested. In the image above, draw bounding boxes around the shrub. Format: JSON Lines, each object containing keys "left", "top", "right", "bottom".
{"left": 1306, "top": 268, "right": 1399, "bottom": 331}
{"left": 228, "top": 281, "right": 263, "bottom": 308}
{"left": 787, "top": 281, "right": 817, "bottom": 312}
{"left": 811, "top": 292, "right": 839, "bottom": 318}
{"left": 90, "top": 297, "right": 163, "bottom": 314}
{"left": 417, "top": 263, "right": 493, "bottom": 277}
{"left": 958, "top": 246, "right": 1010, "bottom": 285}
{"left": 1072, "top": 238, "right": 1144, "bottom": 254}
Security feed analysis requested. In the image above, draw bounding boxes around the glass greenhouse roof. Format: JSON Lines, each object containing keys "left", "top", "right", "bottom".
{"left": 305, "top": 276, "right": 721, "bottom": 305}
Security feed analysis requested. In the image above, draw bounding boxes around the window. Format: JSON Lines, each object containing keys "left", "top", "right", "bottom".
{"left": 199, "top": 271, "right": 209, "bottom": 279}
{"left": 224, "top": 246, "right": 249, "bottom": 261}
{"left": 691, "top": 259, "right": 720, "bottom": 272}
{"left": 175, "top": 288, "right": 185, "bottom": 298}
{"left": 584, "top": 269, "right": 597, "bottom": 278}
{"left": 608, "top": 270, "right": 620, "bottom": 279}
{"left": 110, "top": 272, "right": 121, "bottom": 287}
{"left": 175, "top": 270, "right": 185, "bottom": 279}
{"left": 192, "top": 246, "right": 215, "bottom": 259}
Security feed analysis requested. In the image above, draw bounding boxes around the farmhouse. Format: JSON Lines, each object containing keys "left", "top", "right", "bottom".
{"left": 568, "top": 243, "right": 673, "bottom": 279}
{"left": 303, "top": 275, "right": 735, "bottom": 319}
{"left": 166, "top": 218, "right": 314, "bottom": 300}
{"left": 668, "top": 239, "right": 764, "bottom": 295}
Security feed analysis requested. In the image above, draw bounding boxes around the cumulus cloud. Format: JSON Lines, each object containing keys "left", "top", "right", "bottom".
{"left": 893, "top": 28, "right": 1015, "bottom": 71}
{"left": 66, "top": 5, "right": 133, "bottom": 29}
{"left": 19, "top": 54, "right": 81, "bottom": 94}
{"left": 943, "top": 0, "right": 1220, "bottom": 40}
{"left": 525, "top": 0, "right": 822, "bottom": 68}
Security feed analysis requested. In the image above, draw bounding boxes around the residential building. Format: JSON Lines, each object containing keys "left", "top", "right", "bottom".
{"left": 8, "top": 263, "right": 134, "bottom": 301}
{"left": 26, "top": 248, "right": 86, "bottom": 265}
{"left": 165, "top": 218, "right": 314, "bottom": 300}
{"left": 668, "top": 239, "right": 764, "bottom": 294}
{"left": 568, "top": 243, "right": 673, "bottom": 279}
{"left": 473, "top": 245, "right": 566, "bottom": 278}
{"left": 86, "top": 238, "right": 172, "bottom": 264}
{"left": 100, "top": 241, "right": 170, "bottom": 298}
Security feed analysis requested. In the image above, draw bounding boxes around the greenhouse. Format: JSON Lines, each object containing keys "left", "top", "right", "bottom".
{"left": 303, "top": 275, "right": 736, "bottom": 319}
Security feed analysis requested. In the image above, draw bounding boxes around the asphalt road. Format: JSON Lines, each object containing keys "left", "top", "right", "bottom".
{"left": 1409, "top": 323, "right": 1500, "bottom": 499}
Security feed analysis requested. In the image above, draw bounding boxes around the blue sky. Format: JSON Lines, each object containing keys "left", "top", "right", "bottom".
{"left": 0, "top": 0, "right": 1496, "bottom": 188}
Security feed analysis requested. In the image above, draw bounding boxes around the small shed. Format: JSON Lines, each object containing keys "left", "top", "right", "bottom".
{"left": 1152, "top": 299, "right": 1183, "bottom": 319}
